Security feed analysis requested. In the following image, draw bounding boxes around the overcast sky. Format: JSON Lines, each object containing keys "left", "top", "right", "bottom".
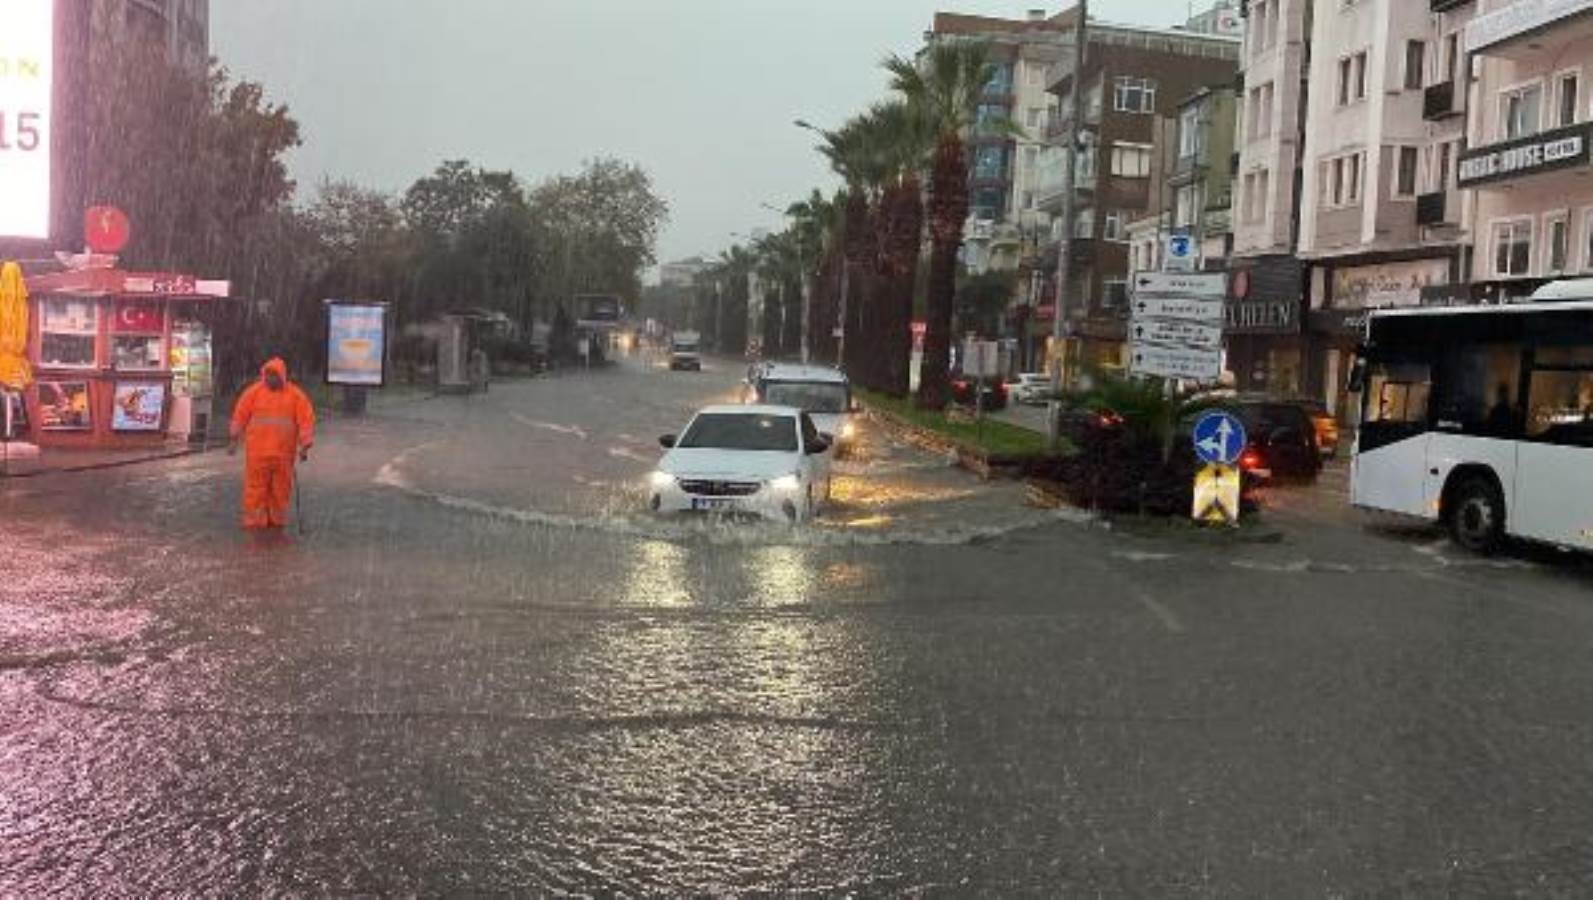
{"left": 212, "top": 1, "right": 1193, "bottom": 266}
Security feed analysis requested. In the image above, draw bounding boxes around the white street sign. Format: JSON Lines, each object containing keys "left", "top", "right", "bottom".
{"left": 1164, "top": 233, "right": 1195, "bottom": 273}
{"left": 963, "top": 338, "right": 1001, "bottom": 378}
{"left": 1132, "top": 272, "right": 1226, "bottom": 300}
{"left": 0, "top": 0, "right": 53, "bottom": 239}
{"left": 1132, "top": 318, "right": 1222, "bottom": 350}
{"left": 1131, "top": 344, "right": 1222, "bottom": 380}
{"left": 1132, "top": 295, "right": 1225, "bottom": 324}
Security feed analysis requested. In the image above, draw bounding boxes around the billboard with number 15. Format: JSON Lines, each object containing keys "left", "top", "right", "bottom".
{"left": 0, "top": 0, "right": 53, "bottom": 239}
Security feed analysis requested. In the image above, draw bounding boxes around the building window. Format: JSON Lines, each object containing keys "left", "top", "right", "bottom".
{"left": 1435, "top": 140, "right": 1454, "bottom": 192}
{"left": 1339, "top": 52, "right": 1368, "bottom": 104}
{"left": 1180, "top": 105, "right": 1201, "bottom": 157}
{"left": 1249, "top": 83, "right": 1274, "bottom": 140}
{"left": 1501, "top": 82, "right": 1543, "bottom": 140}
{"left": 1546, "top": 212, "right": 1570, "bottom": 275}
{"left": 1405, "top": 41, "right": 1426, "bottom": 91}
{"left": 1444, "top": 33, "right": 1460, "bottom": 84}
{"left": 1104, "top": 211, "right": 1125, "bottom": 241}
{"left": 1583, "top": 208, "right": 1593, "bottom": 271}
{"left": 1023, "top": 190, "right": 1035, "bottom": 210}
{"left": 1354, "top": 52, "right": 1368, "bottom": 101}
{"left": 1176, "top": 184, "right": 1202, "bottom": 228}
{"left": 1111, "top": 142, "right": 1153, "bottom": 177}
{"left": 1113, "top": 77, "right": 1157, "bottom": 114}
{"left": 1026, "top": 107, "right": 1041, "bottom": 129}
{"left": 1102, "top": 279, "right": 1128, "bottom": 309}
{"left": 1256, "top": 169, "right": 1270, "bottom": 223}
{"left": 1027, "top": 64, "right": 1044, "bottom": 87}
{"left": 1493, "top": 219, "right": 1533, "bottom": 277}
{"left": 1558, "top": 71, "right": 1580, "bottom": 128}
{"left": 1322, "top": 153, "right": 1363, "bottom": 208}
{"left": 1337, "top": 57, "right": 1352, "bottom": 105}
{"left": 40, "top": 299, "right": 98, "bottom": 368}
{"left": 1073, "top": 208, "right": 1094, "bottom": 238}
{"left": 1395, "top": 146, "right": 1419, "bottom": 198}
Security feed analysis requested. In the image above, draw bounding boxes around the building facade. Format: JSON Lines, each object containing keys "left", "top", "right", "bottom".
{"left": 1461, "top": 0, "right": 1593, "bottom": 301}
{"left": 1040, "top": 20, "right": 1240, "bottom": 373}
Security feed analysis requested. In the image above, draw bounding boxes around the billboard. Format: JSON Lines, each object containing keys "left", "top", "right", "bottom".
{"left": 0, "top": 0, "right": 53, "bottom": 239}
{"left": 112, "top": 382, "right": 166, "bottom": 432}
{"left": 326, "top": 302, "right": 387, "bottom": 386}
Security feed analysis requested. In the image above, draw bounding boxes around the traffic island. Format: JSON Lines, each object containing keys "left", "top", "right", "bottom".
{"left": 856, "top": 390, "right": 1064, "bottom": 481}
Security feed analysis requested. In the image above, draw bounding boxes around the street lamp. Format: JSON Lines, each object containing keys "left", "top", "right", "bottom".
{"left": 793, "top": 117, "right": 844, "bottom": 369}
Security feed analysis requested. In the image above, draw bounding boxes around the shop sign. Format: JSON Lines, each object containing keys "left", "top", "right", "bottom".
{"left": 111, "top": 382, "right": 165, "bottom": 432}
{"left": 37, "top": 380, "right": 89, "bottom": 430}
{"left": 1308, "top": 308, "right": 1372, "bottom": 337}
{"left": 1458, "top": 122, "right": 1593, "bottom": 188}
{"left": 112, "top": 301, "right": 163, "bottom": 333}
{"left": 1331, "top": 259, "right": 1448, "bottom": 309}
{"left": 0, "top": 0, "right": 53, "bottom": 239}
{"left": 326, "top": 301, "right": 388, "bottom": 386}
{"left": 1224, "top": 298, "right": 1299, "bottom": 334}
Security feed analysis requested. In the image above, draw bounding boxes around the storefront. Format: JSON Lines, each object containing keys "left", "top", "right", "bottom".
{"left": 1225, "top": 255, "right": 1305, "bottom": 395}
{"left": 20, "top": 268, "right": 228, "bottom": 451}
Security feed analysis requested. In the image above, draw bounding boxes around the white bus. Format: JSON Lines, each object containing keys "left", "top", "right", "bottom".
{"left": 1351, "top": 298, "right": 1593, "bottom": 553}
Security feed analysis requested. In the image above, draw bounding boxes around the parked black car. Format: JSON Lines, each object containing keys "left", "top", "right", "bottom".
{"left": 950, "top": 375, "right": 1008, "bottom": 411}
{"left": 1225, "top": 399, "right": 1323, "bottom": 482}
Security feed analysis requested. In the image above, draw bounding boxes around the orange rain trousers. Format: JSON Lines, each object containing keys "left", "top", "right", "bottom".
{"left": 243, "top": 455, "right": 296, "bottom": 529}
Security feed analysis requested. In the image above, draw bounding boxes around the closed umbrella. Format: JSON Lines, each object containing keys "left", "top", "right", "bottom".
{"left": 0, "top": 261, "right": 30, "bottom": 391}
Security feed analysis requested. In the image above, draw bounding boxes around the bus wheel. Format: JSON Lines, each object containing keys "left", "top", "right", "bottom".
{"left": 1448, "top": 477, "right": 1504, "bottom": 555}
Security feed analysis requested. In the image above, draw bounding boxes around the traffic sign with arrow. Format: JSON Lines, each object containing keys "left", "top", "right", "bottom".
{"left": 1132, "top": 295, "right": 1224, "bottom": 324}
{"left": 1132, "top": 272, "right": 1226, "bottom": 300}
{"left": 1133, "top": 318, "right": 1222, "bottom": 350}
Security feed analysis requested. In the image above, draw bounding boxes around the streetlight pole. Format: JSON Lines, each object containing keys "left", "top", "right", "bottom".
{"left": 1049, "top": 0, "right": 1087, "bottom": 452}
{"left": 795, "top": 118, "right": 842, "bottom": 369}
{"left": 763, "top": 200, "right": 811, "bottom": 364}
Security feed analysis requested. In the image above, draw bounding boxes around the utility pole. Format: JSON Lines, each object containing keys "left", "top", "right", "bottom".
{"left": 1049, "top": 0, "right": 1087, "bottom": 452}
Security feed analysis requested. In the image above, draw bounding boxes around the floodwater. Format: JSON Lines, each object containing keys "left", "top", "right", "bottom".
{"left": 6, "top": 355, "right": 1593, "bottom": 894}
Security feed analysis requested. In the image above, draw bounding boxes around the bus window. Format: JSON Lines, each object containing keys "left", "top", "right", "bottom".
{"left": 1527, "top": 346, "right": 1593, "bottom": 445}
{"left": 1431, "top": 344, "right": 1523, "bottom": 435}
{"left": 1366, "top": 363, "right": 1431, "bottom": 424}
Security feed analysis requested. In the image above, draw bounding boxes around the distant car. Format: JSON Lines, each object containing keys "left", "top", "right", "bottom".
{"left": 669, "top": 331, "right": 702, "bottom": 371}
{"left": 650, "top": 405, "right": 833, "bottom": 523}
{"left": 950, "top": 375, "right": 1008, "bottom": 411}
{"left": 1009, "top": 373, "right": 1052, "bottom": 406}
{"left": 751, "top": 363, "right": 859, "bottom": 457}
{"left": 1292, "top": 398, "right": 1341, "bottom": 458}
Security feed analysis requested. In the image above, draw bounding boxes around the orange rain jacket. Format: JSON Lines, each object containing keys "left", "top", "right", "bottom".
{"left": 230, "top": 358, "right": 316, "bottom": 461}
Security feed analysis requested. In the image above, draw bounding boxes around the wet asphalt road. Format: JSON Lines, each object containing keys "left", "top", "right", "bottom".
{"left": 4, "top": 353, "right": 1593, "bottom": 895}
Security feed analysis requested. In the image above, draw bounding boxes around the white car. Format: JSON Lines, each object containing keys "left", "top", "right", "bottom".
{"left": 750, "top": 363, "right": 860, "bottom": 456}
{"left": 649, "top": 405, "right": 834, "bottom": 522}
{"left": 1010, "top": 373, "right": 1052, "bottom": 406}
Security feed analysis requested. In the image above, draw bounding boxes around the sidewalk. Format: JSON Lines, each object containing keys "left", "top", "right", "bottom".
{"left": 1, "top": 439, "right": 209, "bottom": 478}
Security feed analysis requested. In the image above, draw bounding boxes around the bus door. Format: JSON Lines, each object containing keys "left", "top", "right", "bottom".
{"left": 1514, "top": 348, "right": 1593, "bottom": 547}
{"left": 1353, "top": 360, "right": 1434, "bottom": 517}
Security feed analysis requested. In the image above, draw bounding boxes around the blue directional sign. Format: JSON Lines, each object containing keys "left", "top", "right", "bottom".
{"left": 1192, "top": 410, "right": 1247, "bottom": 466}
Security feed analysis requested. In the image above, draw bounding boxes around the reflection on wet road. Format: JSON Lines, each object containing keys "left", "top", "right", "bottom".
{"left": 4, "top": 354, "right": 1593, "bottom": 893}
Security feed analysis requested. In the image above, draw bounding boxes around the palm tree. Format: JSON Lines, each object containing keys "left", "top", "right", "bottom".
{"left": 858, "top": 100, "right": 931, "bottom": 397}
{"left": 818, "top": 116, "right": 887, "bottom": 387}
{"left": 785, "top": 189, "right": 837, "bottom": 364}
{"left": 885, "top": 40, "right": 1003, "bottom": 410}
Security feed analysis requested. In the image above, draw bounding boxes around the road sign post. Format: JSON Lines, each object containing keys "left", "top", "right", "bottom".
{"left": 1191, "top": 410, "right": 1247, "bottom": 527}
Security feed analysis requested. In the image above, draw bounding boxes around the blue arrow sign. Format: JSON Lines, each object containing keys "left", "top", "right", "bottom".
{"left": 1192, "top": 410, "right": 1247, "bottom": 466}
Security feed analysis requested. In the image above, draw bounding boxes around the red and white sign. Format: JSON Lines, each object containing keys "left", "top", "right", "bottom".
{"left": 113, "top": 301, "right": 164, "bottom": 334}
{"left": 84, "top": 206, "right": 130, "bottom": 253}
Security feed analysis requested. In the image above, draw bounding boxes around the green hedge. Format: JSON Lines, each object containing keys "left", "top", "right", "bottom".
{"left": 857, "top": 389, "right": 1055, "bottom": 459}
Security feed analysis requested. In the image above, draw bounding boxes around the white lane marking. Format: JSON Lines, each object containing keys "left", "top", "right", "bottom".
{"left": 510, "top": 414, "right": 588, "bottom": 440}
{"left": 608, "top": 446, "right": 652, "bottom": 463}
{"left": 374, "top": 442, "right": 441, "bottom": 490}
{"left": 1134, "top": 590, "right": 1185, "bottom": 634}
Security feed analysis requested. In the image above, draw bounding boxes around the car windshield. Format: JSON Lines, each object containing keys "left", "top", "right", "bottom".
{"left": 763, "top": 381, "right": 848, "bottom": 413}
{"left": 678, "top": 413, "right": 798, "bottom": 451}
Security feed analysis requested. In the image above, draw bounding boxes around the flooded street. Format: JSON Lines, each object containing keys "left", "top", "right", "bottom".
{"left": 5, "top": 359, "right": 1593, "bottom": 894}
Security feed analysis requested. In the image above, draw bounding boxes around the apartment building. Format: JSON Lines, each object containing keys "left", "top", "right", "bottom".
{"left": 1462, "top": 0, "right": 1593, "bottom": 300}
{"left": 1123, "top": 86, "right": 1238, "bottom": 278}
{"left": 926, "top": 11, "right": 1071, "bottom": 275}
{"left": 1039, "top": 20, "right": 1239, "bottom": 372}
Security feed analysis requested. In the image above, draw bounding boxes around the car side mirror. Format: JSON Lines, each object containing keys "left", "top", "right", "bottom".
{"left": 809, "top": 435, "right": 832, "bottom": 455}
{"left": 659, "top": 434, "right": 677, "bottom": 449}
{"left": 850, "top": 400, "right": 861, "bottom": 413}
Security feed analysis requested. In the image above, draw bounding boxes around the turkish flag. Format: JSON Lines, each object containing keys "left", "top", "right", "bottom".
{"left": 113, "top": 301, "right": 164, "bottom": 333}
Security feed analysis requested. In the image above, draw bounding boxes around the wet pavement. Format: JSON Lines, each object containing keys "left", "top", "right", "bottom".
{"left": 3, "top": 354, "right": 1593, "bottom": 894}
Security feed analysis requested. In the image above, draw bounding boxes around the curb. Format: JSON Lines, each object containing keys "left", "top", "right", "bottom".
{"left": 861, "top": 406, "right": 1001, "bottom": 481}
{"left": 1, "top": 444, "right": 213, "bottom": 479}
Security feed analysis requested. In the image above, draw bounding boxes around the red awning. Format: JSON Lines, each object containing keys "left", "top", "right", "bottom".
{"left": 24, "top": 268, "right": 230, "bottom": 300}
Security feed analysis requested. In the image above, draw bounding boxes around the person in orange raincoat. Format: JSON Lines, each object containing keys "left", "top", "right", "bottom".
{"left": 229, "top": 357, "right": 316, "bottom": 530}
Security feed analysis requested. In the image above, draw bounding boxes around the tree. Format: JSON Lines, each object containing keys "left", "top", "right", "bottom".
{"left": 529, "top": 158, "right": 669, "bottom": 309}
{"left": 860, "top": 100, "right": 931, "bottom": 397}
{"left": 886, "top": 41, "right": 1003, "bottom": 410}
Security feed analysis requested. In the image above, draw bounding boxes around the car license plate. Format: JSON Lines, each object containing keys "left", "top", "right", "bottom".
{"left": 691, "top": 498, "right": 734, "bottom": 512}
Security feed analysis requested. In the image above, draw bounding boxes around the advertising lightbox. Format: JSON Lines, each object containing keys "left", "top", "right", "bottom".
{"left": 0, "top": 0, "right": 53, "bottom": 239}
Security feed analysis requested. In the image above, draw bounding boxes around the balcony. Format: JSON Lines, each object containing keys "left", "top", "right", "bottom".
{"left": 1416, "top": 191, "right": 1453, "bottom": 226}
{"left": 1467, "top": 0, "right": 1593, "bottom": 59}
{"left": 1423, "top": 81, "right": 1461, "bottom": 120}
{"left": 1431, "top": 0, "right": 1472, "bottom": 10}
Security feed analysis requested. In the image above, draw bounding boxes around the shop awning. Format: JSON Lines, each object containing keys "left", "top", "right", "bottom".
{"left": 23, "top": 268, "right": 231, "bottom": 300}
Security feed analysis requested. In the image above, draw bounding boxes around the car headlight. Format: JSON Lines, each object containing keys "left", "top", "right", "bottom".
{"left": 841, "top": 422, "right": 857, "bottom": 439}
{"left": 650, "top": 471, "right": 676, "bottom": 488}
{"left": 769, "top": 474, "right": 801, "bottom": 492}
